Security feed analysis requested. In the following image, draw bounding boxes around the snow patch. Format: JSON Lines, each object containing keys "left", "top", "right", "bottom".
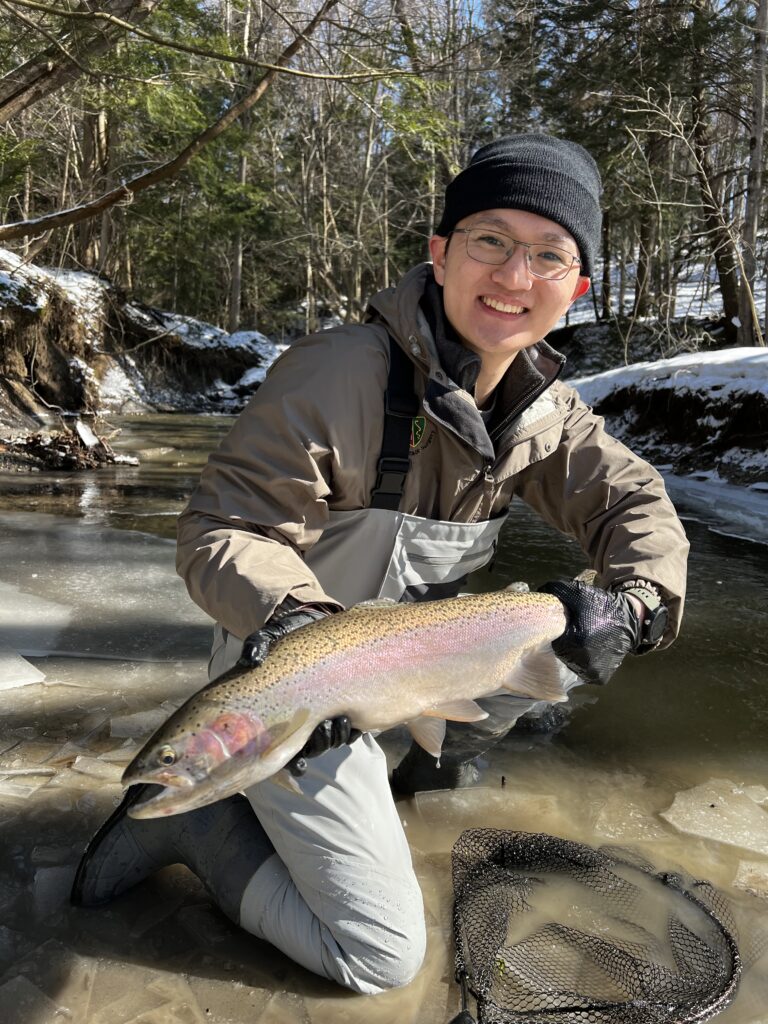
{"left": 571, "top": 347, "right": 768, "bottom": 408}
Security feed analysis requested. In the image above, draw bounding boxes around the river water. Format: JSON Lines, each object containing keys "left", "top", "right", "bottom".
{"left": 0, "top": 414, "right": 766, "bottom": 1023}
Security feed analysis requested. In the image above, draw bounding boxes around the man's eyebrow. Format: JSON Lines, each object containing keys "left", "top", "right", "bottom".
{"left": 469, "top": 217, "right": 575, "bottom": 247}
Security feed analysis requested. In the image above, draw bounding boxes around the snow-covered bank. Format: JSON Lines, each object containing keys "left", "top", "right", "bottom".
{"left": 0, "top": 248, "right": 285, "bottom": 428}
{"left": 571, "top": 348, "right": 768, "bottom": 543}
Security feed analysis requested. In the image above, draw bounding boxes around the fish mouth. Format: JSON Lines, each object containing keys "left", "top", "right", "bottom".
{"left": 125, "top": 774, "right": 201, "bottom": 819}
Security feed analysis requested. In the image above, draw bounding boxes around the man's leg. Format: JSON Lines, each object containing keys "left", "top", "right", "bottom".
{"left": 240, "top": 732, "right": 426, "bottom": 994}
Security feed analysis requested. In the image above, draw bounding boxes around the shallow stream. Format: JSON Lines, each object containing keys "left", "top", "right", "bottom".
{"left": 0, "top": 414, "right": 766, "bottom": 1023}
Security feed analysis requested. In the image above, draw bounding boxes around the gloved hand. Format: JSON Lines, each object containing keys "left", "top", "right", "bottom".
{"left": 539, "top": 579, "right": 642, "bottom": 685}
{"left": 287, "top": 715, "right": 362, "bottom": 778}
{"left": 239, "top": 603, "right": 330, "bottom": 669}
{"left": 239, "top": 601, "right": 360, "bottom": 777}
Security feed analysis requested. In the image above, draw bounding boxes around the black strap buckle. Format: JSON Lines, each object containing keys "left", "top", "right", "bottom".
{"left": 371, "top": 456, "right": 411, "bottom": 510}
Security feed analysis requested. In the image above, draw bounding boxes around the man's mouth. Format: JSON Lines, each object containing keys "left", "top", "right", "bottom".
{"left": 480, "top": 296, "right": 526, "bottom": 315}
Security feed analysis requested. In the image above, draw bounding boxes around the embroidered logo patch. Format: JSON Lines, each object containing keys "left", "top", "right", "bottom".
{"left": 410, "top": 416, "right": 426, "bottom": 449}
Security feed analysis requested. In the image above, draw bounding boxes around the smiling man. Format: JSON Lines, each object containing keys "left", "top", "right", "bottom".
{"left": 73, "top": 135, "right": 689, "bottom": 995}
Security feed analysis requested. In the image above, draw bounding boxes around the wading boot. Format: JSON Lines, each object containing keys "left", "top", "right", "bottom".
{"left": 71, "top": 784, "right": 273, "bottom": 924}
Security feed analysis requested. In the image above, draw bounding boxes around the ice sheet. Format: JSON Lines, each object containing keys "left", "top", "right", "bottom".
{"left": 661, "top": 778, "right": 768, "bottom": 856}
{"left": 0, "top": 513, "right": 212, "bottom": 661}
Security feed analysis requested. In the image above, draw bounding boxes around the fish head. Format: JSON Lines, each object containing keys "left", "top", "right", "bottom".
{"left": 122, "top": 701, "right": 280, "bottom": 817}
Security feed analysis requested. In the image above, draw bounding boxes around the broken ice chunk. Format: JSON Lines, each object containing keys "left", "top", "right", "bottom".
{"left": 0, "top": 647, "right": 46, "bottom": 689}
{"left": 100, "top": 739, "right": 141, "bottom": 763}
{"left": 0, "top": 974, "right": 68, "bottom": 1024}
{"left": 0, "top": 775, "right": 52, "bottom": 800}
{"left": 70, "top": 755, "right": 123, "bottom": 782}
{"left": 110, "top": 708, "right": 169, "bottom": 738}
{"left": 733, "top": 860, "right": 768, "bottom": 899}
{"left": 660, "top": 778, "right": 768, "bottom": 856}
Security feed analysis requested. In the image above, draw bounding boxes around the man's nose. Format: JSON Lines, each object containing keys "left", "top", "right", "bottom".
{"left": 490, "top": 245, "right": 533, "bottom": 290}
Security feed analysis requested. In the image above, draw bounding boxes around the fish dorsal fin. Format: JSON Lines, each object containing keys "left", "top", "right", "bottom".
{"left": 421, "top": 699, "right": 489, "bottom": 723}
{"left": 353, "top": 598, "right": 398, "bottom": 610}
{"left": 503, "top": 581, "right": 530, "bottom": 593}
{"left": 260, "top": 707, "right": 313, "bottom": 760}
{"left": 407, "top": 716, "right": 447, "bottom": 759}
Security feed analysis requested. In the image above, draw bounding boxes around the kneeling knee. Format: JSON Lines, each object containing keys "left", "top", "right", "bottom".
{"left": 344, "top": 918, "right": 427, "bottom": 994}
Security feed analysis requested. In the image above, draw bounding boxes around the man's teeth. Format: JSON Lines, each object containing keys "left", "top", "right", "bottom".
{"left": 481, "top": 297, "right": 525, "bottom": 314}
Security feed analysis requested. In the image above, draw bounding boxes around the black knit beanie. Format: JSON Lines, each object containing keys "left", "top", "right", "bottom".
{"left": 436, "top": 134, "right": 602, "bottom": 277}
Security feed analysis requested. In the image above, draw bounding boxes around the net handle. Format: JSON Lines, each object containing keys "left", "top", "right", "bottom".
{"left": 445, "top": 972, "right": 476, "bottom": 1024}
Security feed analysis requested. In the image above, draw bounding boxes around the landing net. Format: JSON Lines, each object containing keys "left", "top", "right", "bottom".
{"left": 451, "top": 829, "right": 741, "bottom": 1023}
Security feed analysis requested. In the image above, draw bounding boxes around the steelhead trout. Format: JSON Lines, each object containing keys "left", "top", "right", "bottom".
{"left": 123, "top": 588, "right": 576, "bottom": 817}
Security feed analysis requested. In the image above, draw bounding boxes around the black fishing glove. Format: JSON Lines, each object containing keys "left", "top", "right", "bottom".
{"left": 239, "top": 600, "right": 360, "bottom": 778}
{"left": 539, "top": 578, "right": 642, "bottom": 686}
{"left": 239, "top": 604, "right": 329, "bottom": 669}
{"left": 288, "top": 715, "right": 362, "bottom": 778}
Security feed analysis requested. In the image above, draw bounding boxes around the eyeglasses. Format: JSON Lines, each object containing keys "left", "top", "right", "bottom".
{"left": 451, "top": 227, "right": 581, "bottom": 281}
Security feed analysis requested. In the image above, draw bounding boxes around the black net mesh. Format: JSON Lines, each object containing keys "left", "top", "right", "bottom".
{"left": 451, "top": 830, "right": 741, "bottom": 1023}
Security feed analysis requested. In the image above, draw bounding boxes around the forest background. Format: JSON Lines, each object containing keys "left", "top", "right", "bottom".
{"left": 0, "top": 0, "right": 766, "bottom": 349}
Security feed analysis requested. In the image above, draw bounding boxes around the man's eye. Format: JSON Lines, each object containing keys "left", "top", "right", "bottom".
{"left": 475, "top": 232, "right": 506, "bottom": 248}
{"left": 539, "top": 249, "right": 569, "bottom": 264}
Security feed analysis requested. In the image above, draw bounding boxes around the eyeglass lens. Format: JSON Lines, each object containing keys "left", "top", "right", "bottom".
{"left": 464, "top": 229, "right": 577, "bottom": 280}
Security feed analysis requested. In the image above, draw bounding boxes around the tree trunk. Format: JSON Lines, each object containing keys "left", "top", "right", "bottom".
{"left": 600, "top": 209, "right": 611, "bottom": 319}
{"left": 228, "top": 158, "right": 247, "bottom": 334}
{"left": 738, "top": 0, "right": 767, "bottom": 345}
{"left": 690, "top": 87, "right": 741, "bottom": 341}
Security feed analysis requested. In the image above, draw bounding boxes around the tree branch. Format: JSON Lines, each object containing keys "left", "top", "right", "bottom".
{"left": 2, "top": 0, "right": 418, "bottom": 82}
{"left": 0, "top": 0, "right": 341, "bottom": 243}
{"left": 0, "top": 0, "right": 163, "bottom": 124}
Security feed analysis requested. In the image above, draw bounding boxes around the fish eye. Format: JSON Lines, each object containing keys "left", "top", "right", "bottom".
{"left": 158, "top": 745, "right": 176, "bottom": 766}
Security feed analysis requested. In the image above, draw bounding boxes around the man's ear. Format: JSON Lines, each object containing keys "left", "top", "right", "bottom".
{"left": 429, "top": 235, "right": 448, "bottom": 285}
{"left": 570, "top": 276, "right": 591, "bottom": 301}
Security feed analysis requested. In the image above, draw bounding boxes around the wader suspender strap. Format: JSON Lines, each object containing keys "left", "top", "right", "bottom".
{"left": 370, "top": 339, "right": 420, "bottom": 511}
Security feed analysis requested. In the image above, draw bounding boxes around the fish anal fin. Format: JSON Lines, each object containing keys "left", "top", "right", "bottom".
{"left": 353, "top": 598, "right": 398, "bottom": 610}
{"left": 407, "top": 716, "right": 446, "bottom": 760}
{"left": 421, "top": 699, "right": 488, "bottom": 723}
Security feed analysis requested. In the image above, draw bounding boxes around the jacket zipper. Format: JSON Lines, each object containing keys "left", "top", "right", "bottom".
{"left": 470, "top": 462, "right": 496, "bottom": 523}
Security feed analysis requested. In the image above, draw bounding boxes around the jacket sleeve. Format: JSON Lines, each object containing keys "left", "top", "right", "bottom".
{"left": 513, "top": 383, "right": 689, "bottom": 646}
{"left": 176, "top": 329, "right": 389, "bottom": 640}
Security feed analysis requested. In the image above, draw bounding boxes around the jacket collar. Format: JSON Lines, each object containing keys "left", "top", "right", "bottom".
{"left": 366, "top": 263, "right": 567, "bottom": 458}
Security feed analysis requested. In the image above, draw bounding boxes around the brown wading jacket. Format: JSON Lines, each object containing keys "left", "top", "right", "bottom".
{"left": 176, "top": 264, "right": 689, "bottom": 646}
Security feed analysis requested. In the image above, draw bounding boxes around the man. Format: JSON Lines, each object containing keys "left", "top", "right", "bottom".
{"left": 72, "top": 135, "right": 689, "bottom": 993}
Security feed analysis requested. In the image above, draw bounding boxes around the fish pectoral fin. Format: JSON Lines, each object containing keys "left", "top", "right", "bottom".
{"left": 259, "top": 707, "right": 313, "bottom": 760}
{"left": 422, "top": 699, "right": 489, "bottom": 723}
{"left": 273, "top": 769, "right": 303, "bottom": 794}
{"left": 502, "top": 644, "right": 580, "bottom": 703}
{"left": 407, "top": 716, "right": 446, "bottom": 759}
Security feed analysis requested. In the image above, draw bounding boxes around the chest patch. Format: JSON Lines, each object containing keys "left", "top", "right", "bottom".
{"left": 410, "top": 416, "right": 427, "bottom": 449}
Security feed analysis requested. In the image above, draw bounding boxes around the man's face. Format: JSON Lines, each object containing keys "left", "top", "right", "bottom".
{"left": 429, "top": 208, "right": 591, "bottom": 371}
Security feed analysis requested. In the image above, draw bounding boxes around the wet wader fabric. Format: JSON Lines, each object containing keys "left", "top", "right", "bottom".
{"left": 205, "top": 341, "right": 565, "bottom": 993}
